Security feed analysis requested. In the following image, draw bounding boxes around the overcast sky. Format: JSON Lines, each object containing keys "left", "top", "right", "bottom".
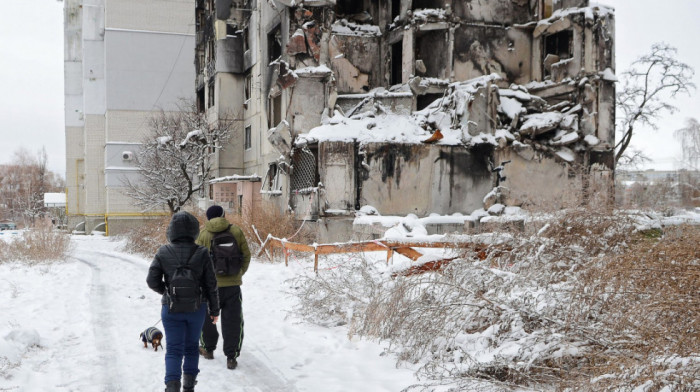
{"left": 0, "top": 0, "right": 698, "bottom": 177}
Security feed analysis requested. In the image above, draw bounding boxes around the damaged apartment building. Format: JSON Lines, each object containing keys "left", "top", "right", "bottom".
{"left": 199, "top": 0, "right": 615, "bottom": 241}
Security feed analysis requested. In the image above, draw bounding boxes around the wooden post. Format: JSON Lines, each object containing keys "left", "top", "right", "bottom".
{"left": 314, "top": 252, "right": 319, "bottom": 273}
{"left": 387, "top": 248, "right": 394, "bottom": 265}
{"left": 284, "top": 247, "right": 289, "bottom": 267}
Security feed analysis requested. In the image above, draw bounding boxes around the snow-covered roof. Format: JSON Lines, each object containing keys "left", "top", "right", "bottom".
{"left": 210, "top": 174, "right": 261, "bottom": 184}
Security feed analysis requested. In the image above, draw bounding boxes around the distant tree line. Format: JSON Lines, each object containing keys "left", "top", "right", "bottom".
{"left": 0, "top": 147, "right": 64, "bottom": 227}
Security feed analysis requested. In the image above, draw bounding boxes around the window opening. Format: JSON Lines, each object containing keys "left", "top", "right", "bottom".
{"left": 268, "top": 26, "right": 282, "bottom": 63}
{"left": 262, "top": 163, "right": 282, "bottom": 194}
{"left": 268, "top": 94, "right": 282, "bottom": 128}
{"left": 544, "top": 30, "right": 573, "bottom": 60}
{"left": 543, "top": 30, "right": 573, "bottom": 78}
{"left": 391, "top": 0, "right": 401, "bottom": 20}
{"left": 337, "top": 0, "right": 365, "bottom": 15}
{"left": 197, "top": 89, "right": 205, "bottom": 112}
{"left": 244, "top": 73, "right": 252, "bottom": 101}
{"left": 412, "top": 0, "right": 443, "bottom": 10}
{"left": 208, "top": 81, "right": 215, "bottom": 108}
{"left": 416, "top": 93, "right": 443, "bottom": 111}
{"left": 244, "top": 125, "right": 252, "bottom": 150}
{"left": 391, "top": 40, "right": 403, "bottom": 86}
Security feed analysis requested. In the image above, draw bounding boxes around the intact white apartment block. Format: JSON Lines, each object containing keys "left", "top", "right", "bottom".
{"left": 64, "top": 0, "right": 195, "bottom": 234}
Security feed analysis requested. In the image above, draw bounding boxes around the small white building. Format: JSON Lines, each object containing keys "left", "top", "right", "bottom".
{"left": 44, "top": 193, "right": 67, "bottom": 228}
{"left": 44, "top": 193, "right": 66, "bottom": 209}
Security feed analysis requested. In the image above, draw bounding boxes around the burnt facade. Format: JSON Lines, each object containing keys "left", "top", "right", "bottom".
{"left": 197, "top": 0, "right": 616, "bottom": 241}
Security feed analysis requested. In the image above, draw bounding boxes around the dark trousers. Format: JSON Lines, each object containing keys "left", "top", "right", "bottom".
{"left": 161, "top": 303, "right": 207, "bottom": 383}
{"left": 201, "top": 285, "right": 244, "bottom": 359}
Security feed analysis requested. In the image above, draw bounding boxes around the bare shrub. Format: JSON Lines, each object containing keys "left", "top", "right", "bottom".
{"left": 229, "top": 205, "right": 314, "bottom": 261}
{"left": 119, "top": 215, "right": 171, "bottom": 257}
{"left": 564, "top": 224, "right": 700, "bottom": 390}
{"left": 0, "top": 219, "right": 71, "bottom": 264}
{"left": 291, "top": 209, "right": 700, "bottom": 391}
{"left": 292, "top": 254, "right": 381, "bottom": 327}
{"left": 118, "top": 204, "right": 309, "bottom": 261}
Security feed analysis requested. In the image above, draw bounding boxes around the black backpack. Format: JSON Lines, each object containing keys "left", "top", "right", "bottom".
{"left": 166, "top": 246, "right": 201, "bottom": 313}
{"left": 210, "top": 225, "right": 243, "bottom": 276}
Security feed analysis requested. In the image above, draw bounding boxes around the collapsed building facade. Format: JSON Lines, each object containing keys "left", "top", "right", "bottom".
{"left": 200, "top": 0, "right": 616, "bottom": 241}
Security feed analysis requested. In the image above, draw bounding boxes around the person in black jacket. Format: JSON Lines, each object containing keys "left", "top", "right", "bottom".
{"left": 147, "top": 211, "right": 220, "bottom": 392}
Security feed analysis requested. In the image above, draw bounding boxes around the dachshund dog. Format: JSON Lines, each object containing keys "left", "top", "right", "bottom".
{"left": 140, "top": 327, "right": 163, "bottom": 351}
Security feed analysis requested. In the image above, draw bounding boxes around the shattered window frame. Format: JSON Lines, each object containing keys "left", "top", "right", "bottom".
{"left": 260, "top": 163, "right": 282, "bottom": 196}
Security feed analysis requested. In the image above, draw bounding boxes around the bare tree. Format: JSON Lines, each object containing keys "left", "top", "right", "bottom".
{"left": 615, "top": 43, "right": 695, "bottom": 164}
{"left": 0, "top": 147, "right": 64, "bottom": 226}
{"left": 675, "top": 117, "right": 700, "bottom": 170}
{"left": 121, "top": 101, "right": 235, "bottom": 213}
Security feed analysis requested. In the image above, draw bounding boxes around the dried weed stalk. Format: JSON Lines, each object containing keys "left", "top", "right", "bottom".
{"left": 0, "top": 219, "right": 71, "bottom": 264}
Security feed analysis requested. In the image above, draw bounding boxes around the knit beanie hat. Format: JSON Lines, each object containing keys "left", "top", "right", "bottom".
{"left": 206, "top": 205, "right": 225, "bottom": 220}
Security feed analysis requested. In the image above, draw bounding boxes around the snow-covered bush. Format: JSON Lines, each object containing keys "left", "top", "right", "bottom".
{"left": 292, "top": 210, "right": 700, "bottom": 391}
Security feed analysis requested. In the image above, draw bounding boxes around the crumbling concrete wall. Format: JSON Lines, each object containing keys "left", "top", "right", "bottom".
{"left": 452, "top": 0, "right": 536, "bottom": 25}
{"left": 453, "top": 25, "right": 532, "bottom": 84}
{"left": 329, "top": 35, "right": 381, "bottom": 93}
{"left": 319, "top": 141, "right": 356, "bottom": 211}
{"left": 357, "top": 143, "right": 493, "bottom": 215}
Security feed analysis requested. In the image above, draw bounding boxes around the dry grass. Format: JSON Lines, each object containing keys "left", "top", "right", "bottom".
{"left": 229, "top": 205, "right": 314, "bottom": 261}
{"left": 119, "top": 215, "right": 171, "bottom": 257}
{"left": 0, "top": 219, "right": 71, "bottom": 264}
{"left": 564, "top": 224, "right": 700, "bottom": 390}
{"left": 119, "top": 205, "right": 311, "bottom": 260}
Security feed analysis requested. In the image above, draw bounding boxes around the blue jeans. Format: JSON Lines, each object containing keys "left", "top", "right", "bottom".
{"left": 161, "top": 303, "right": 207, "bottom": 383}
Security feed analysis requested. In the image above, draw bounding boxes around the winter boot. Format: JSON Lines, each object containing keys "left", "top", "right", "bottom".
{"left": 164, "top": 380, "right": 180, "bottom": 392}
{"left": 182, "top": 374, "right": 197, "bottom": 392}
{"left": 227, "top": 357, "right": 238, "bottom": 370}
{"left": 199, "top": 346, "right": 214, "bottom": 360}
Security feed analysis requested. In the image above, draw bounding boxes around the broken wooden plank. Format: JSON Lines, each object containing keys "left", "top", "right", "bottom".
{"left": 315, "top": 241, "right": 388, "bottom": 255}
{"left": 393, "top": 247, "right": 423, "bottom": 261}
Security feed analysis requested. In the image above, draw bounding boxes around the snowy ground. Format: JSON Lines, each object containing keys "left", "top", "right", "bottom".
{"left": 0, "top": 236, "right": 419, "bottom": 392}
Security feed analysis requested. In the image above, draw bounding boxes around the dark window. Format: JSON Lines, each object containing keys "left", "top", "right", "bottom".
{"left": 391, "top": 0, "right": 401, "bottom": 20}
{"left": 544, "top": 30, "right": 573, "bottom": 59}
{"left": 208, "top": 81, "right": 215, "bottom": 108}
{"left": 244, "top": 73, "right": 252, "bottom": 101}
{"left": 266, "top": 163, "right": 279, "bottom": 191}
{"left": 412, "top": 0, "right": 443, "bottom": 10}
{"left": 244, "top": 125, "right": 252, "bottom": 150}
{"left": 243, "top": 26, "right": 249, "bottom": 52}
{"left": 267, "top": 26, "right": 282, "bottom": 63}
{"left": 268, "top": 94, "right": 282, "bottom": 128}
{"left": 417, "top": 93, "right": 443, "bottom": 111}
{"left": 197, "top": 89, "right": 205, "bottom": 112}
{"left": 337, "top": 0, "right": 364, "bottom": 15}
{"left": 391, "top": 40, "right": 403, "bottom": 85}
{"left": 238, "top": 194, "right": 243, "bottom": 214}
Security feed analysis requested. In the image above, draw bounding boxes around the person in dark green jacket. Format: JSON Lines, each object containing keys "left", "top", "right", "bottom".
{"left": 196, "top": 205, "right": 251, "bottom": 370}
